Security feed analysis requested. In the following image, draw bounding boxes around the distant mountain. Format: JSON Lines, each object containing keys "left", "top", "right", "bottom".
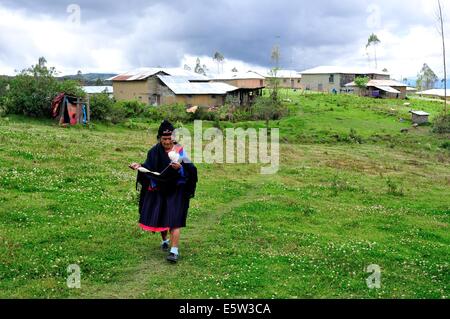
{"left": 59, "top": 73, "right": 117, "bottom": 85}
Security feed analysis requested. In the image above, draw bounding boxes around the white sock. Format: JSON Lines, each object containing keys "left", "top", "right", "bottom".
{"left": 162, "top": 239, "right": 170, "bottom": 244}
{"left": 170, "top": 247, "right": 179, "bottom": 255}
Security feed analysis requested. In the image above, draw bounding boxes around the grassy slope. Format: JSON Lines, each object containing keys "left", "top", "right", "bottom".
{"left": 0, "top": 92, "right": 448, "bottom": 299}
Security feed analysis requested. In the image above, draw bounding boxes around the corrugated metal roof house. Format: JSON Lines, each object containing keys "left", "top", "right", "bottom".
{"left": 299, "top": 65, "right": 390, "bottom": 93}
{"left": 209, "top": 71, "right": 265, "bottom": 106}
{"left": 265, "top": 69, "right": 302, "bottom": 89}
{"left": 345, "top": 79, "right": 407, "bottom": 99}
{"left": 110, "top": 68, "right": 244, "bottom": 107}
{"left": 111, "top": 67, "right": 266, "bottom": 107}
{"left": 157, "top": 75, "right": 238, "bottom": 95}
{"left": 417, "top": 89, "right": 450, "bottom": 100}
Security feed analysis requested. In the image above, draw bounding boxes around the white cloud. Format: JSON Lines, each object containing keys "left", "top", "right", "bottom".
{"left": 0, "top": 0, "right": 449, "bottom": 80}
{"left": 0, "top": 5, "right": 131, "bottom": 75}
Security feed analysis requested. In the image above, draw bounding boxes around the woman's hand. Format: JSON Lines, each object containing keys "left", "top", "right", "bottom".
{"left": 171, "top": 162, "right": 182, "bottom": 170}
{"left": 129, "top": 163, "right": 141, "bottom": 170}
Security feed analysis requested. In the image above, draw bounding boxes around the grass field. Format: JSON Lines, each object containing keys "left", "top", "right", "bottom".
{"left": 0, "top": 92, "right": 449, "bottom": 298}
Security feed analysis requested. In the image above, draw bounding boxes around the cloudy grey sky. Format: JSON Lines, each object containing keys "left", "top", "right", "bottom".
{"left": 0, "top": 0, "right": 448, "bottom": 79}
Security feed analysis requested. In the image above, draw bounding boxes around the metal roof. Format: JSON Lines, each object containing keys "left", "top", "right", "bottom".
{"left": 410, "top": 110, "right": 430, "bottom": 116}
{"left": 267, "top": 70, "right": 302, "bottom": 78}
{"left": 82, "top": 86, "right": 113, "bottom": 94}
{"left": 345, "top": 79, "right": 407, "bottom": 88}
{"left": 417, "top": 89, "right": 450, "bottom": 97}
{"left": 301, "top": 66, "right": 389, "bottom": 76}
{"left": 211, "top": 71, "right": 265, "bottom": 80}
{"left": 373, "top": 85, "right": 401, "bottom": 94}
{"left": 157, "top": 75, "right": 238, "bottom": 95}
{"left": 109, "top": 68, "right": 209, "bottom": 82}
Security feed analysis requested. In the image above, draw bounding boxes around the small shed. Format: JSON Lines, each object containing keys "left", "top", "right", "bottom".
{"left": 51, "top": 93, "right": 91, "bottom": 126}
{"left": 410, "top": 110, "right": 430, "bottom": 125}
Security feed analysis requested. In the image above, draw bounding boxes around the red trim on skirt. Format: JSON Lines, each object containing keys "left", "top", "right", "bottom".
{"left": 139, "top": 223, "right": 170, "bottom": 233}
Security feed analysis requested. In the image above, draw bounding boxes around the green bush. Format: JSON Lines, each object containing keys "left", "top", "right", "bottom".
{"left": 58, "top": 80, "right": 86, "bottom": 98}
{"left": 252, "top": 96, "right": 289, "bottom": 123}
{"left": 90, "top": 97, "right": 149, "bottom": 123}
{"left": 193, "top": 106, "right": 218, "bottom": 121}
{"left": 107, "top": 103, "right": 128, "bottom": 124}
{"left": 0, "top": 101, "right": 6, "bottom": 117}
{"left": 90, "top": 93, "right": 115, "bottom": 121}
{"left": 432, "top": 113, "right": 450, "bottom": 134}
{"left": 4, "top": 58, "right": 85, "bottom": 118}
{"left": 0, "top": 80, "right": 7, "bottom": 117}
{"left": 5, "top": 58, "right": 87, "bottom": 118}
{"left": 115, "top": 100, "right": 147, "bottom": 118}
{"left": 440, "top": 141, "right": 450, "bottom": 150}
{"left": 7, "top": 70, "right": 59, "bottom": 117}
{"left": 217, "top": 105, "right": 236, "bottom": 122}
{"left": 158, "top": 104, "right": 191, "bottom": 122}
{"left": 143, "top": 104, "right": 191, "bottom": 123}
{"left": 386, "top": 177, "right": 404, "bottom": 197}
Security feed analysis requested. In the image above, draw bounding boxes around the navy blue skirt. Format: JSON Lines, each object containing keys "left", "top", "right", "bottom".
{"left": 139, "top": 183, "right": 190, "bottom": 232}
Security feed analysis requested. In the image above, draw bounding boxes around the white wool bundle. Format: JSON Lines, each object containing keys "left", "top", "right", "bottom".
{"left": 168, "top": 151, "right": 181, "bottom": 163}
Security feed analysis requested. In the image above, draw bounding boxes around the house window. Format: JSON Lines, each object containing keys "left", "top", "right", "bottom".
{"left": 187, "top": 95, "right": 193, "bottom": 99}
{"left": 283, "top": 79, "right": 287, "bottom": 83}
{"left": 260, "top": 80, "right": 264, "bottom": 86}
{"left": 329, "top": 74, "right": 335, "bottom": 83}
{"left": 211, "top": 95, "right": 216, "bottom": 99}
{"left": 297, "top": 80, "right": 301, "bottom": 83}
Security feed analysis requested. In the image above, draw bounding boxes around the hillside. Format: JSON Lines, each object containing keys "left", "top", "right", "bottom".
{"left": 0, "top": 93, "right": 448, "bottom": 298}
{"left": 59, "top": 73, "right": 117, "bottom": 85}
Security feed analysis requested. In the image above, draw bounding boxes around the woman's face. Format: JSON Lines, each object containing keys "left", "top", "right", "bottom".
{"left": 160, "top": 135, "right": 174, "bottom": 150}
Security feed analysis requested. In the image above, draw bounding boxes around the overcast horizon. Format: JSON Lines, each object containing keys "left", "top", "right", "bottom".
{"left": 0, "top": 0, "right": 449, "bottom": 80}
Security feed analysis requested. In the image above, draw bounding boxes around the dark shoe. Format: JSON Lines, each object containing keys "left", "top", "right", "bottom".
{"left": 161, "top": 242, "right": 170, "bottom": 252}
{"left": 166, "top": 253, "right": 179, "bottom": 263}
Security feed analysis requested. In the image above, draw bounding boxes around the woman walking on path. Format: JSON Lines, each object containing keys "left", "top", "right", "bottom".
{"left": 130, "top": 120, "right": 198, "bottom": 263}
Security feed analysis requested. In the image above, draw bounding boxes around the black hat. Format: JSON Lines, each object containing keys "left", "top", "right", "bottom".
{"left": 157, "top": 120, "right": 175, "bottom": 138}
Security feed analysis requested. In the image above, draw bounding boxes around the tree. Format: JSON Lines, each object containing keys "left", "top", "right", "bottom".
{"left": 253, "top": 96, "right": 288, "bottom": 129}
{"left": 90, "top": 92, "right": 115, "bottom": 121}
{"left": 202, "top": 64, "right": 209, "bottom": 74}
{"left": 0, "top": 76, "right": 9, "bottom": 98}
{"left": 268, "top": 45, "right": 281, "bottom": 103}
{"left": 354, "top": 76, "right": 370, "bottom": 96}
{"left": 58, "top": 79, "right": 86, "bottom": 97}
{"left": 213, "top": 52, "right": 225, "bottom": 74}
{"left": 94, "top": 78, "right": 104, "bottom": 86}
{"left": 184, "top": 64, "right": 192, "bottom": 71}
{"left": 416, "top": 63, "right": 438, "bottom": 90}
{"left": 366, "top": 33, "right": 381, "bottom": 69}
{"left": 76, "top": 70, "right": 85, "bottom": 86}
{"left": 6, "top": 57, "right": 83, "bottom": 117}
{"left": 7, "top": 57, "right": 59, "bottom": 117}
{"left": 231, "top": 67, "right": 238, "bottom": 73}
{"left": 437, "top": 0, "right": 447, "bottom": 113}
{"left": 194, "top": 58, "right": 206, "bottom": 76}
{"left": 271, "top": 45, "right": 280, "bottom": 69}
{"left": 0, "top": 76, "right": 10, "bottom": 116}
{"left": 38, "top": 57, "right": 47, "bottom": 68}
